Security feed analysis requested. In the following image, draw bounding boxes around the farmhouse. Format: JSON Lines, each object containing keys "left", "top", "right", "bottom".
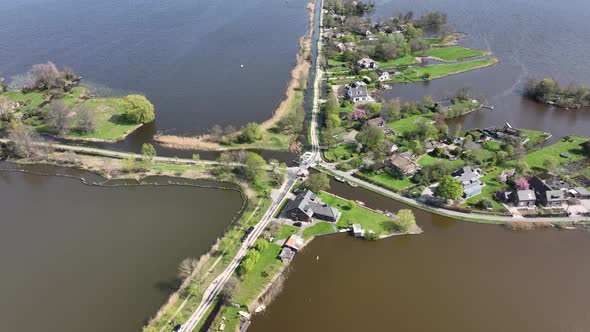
{"left": 530, "top": 176, "right": 567, "bottom": 207}
{"left": 454, "top": 166, "right": 484, "bottom": 198}
{"left": 387, "top": 154, "right": 419, "bottom": 176}
{"left": 284, "top": 190, "right": 340, "bottom": 222}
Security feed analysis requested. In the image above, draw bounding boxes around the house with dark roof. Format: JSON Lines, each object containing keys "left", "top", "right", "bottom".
{"left": 367, "top": 116, "right": 392, "bottom": 134}
{"left": 572, "top": 187, "right": 590, "bottom": 200}
{"left": 284, "top": 191, "right": 340, "bottom": 222}
{"left": 530, "top": 176, "right": 567, "bottom": 207}
{"left": 387, "top": 154, "right": 419, "bottom": 176}
{"left": 515, "top": 189, "right": 536, "bottom": 208}
{"left": 435, "top": 99, "right": 453, "bottom": 111}
{"left": 357, "top": 57, "right": 378, "bottom": 69}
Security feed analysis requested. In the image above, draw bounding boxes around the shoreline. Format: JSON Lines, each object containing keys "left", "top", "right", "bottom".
{"left": 154, "top": 1, "right": 317, "bottom": 152}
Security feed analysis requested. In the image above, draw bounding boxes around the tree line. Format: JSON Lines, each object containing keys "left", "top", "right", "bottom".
{"left": 525, "top": 78, "right": 590, "bottom": 109}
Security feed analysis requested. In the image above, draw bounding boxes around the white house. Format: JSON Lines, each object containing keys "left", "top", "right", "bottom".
{"left": 376, "top": 70, "right": 390, "bottom": 81}
{"left": 345, "top": 82, "right": 370, "bottom": 102}
{"left": 357, "top": 57, "right": 378, "bottom": 69}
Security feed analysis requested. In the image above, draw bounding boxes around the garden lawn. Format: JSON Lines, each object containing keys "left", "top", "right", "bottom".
{"left": 277, "top": 224, "right": 299, "bottom": 239}
{"left": 421, "top": 46, "right": 488, "bottom": 61}
{"left": 522, "top": 135, "right": 589, "bottom": 172}
{"left": 387, "top": 113, "right": 433, "bottom": 135}
{"left": 376, "top": 55, "right": 418, "bottom": 68}
{"left": 462, "top": 167, "right": 509, "bottom": 211}
{"left": 324, "top": 143, "right": 359, "bottom": 162}
{"left": 520, "top": 128, "right": 550, "bottom": 146}
{"left": 408, "top": 58, "right": 499, "bottom": 80}
{"left": 3, "top": 90, "right": 50, "bottom": 112}
{"left": 358, "top": 171, "right": 413, "bottom": 190}
{"left": 67, "top": 98, "right": 139, "bottom": 141}
{"left": 318, "top": 192, "right": 399, "bottom": 234}
{"left": 232, "top": 243, "right": 283, "bottom": 304}
{"left": 302, "top": 222, "right": 335, "bottom": 239}
{"left": 417, "top": 154, "right": 464, "bottom": 168}
{"left": 327, "top": 66, "right": 350, "bottom": 73}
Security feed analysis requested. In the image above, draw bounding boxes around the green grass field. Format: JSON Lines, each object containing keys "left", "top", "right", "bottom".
{"left": 376, "top": 55, "right": 418, "bottom": 68}
{"left": 318, "top": 192, "right": 399, "bottom": 234}
{"left": 324, "top": 143, "right": 359, "bottom": 162}
{"left": 520, "top": 128, "right": 550, "bottom": 146}
{"left": 302, "top": 222, "right": 335, "bottom": 239}
{"left": 417, "top": 154, "right": 464, "bottom": 168}
{"left": 421, "top": 46, "right": 488, "bottom": 61}
{"left": 522, "top": 135, "right": 589, "bottom": 172}
{"left": 232, "top": 243, "right": 283, "bottom": 304}
{"left": 387, "top": 113, "right": 433, "bottom": 135}
{"left": 407, "top": 58, "right": 499, "bottom": 80}
{"left": 277, "top": 224, "right": 299, "bottom": 239}
{"left": 67, "top": 98, "right": 139, "bottom": 141}
{"left": 357, "top": 171, "right": 414, "bottom": 190}
{"left": 3, "top": 90, "right": 50, "bottom": 112}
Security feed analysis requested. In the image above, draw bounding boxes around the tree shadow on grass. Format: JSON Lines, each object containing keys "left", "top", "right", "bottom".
{"left": 380, "top": 220, "right": 401, "bottom": 233}
{"left": 109, "top": 114, "right": 134, "bottom": 125}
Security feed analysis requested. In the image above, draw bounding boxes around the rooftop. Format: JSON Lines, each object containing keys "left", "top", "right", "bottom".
{"left": 516, "top": 189, "right": 536, "bottom": 201}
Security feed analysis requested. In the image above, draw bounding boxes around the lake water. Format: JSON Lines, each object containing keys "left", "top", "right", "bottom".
{"left": 375, "top": 0, "right": 590, "bottom": 141}
{"left": 250, "top": 179, "right": 590, "bottom": 332}
{"left": 0, "top": 0, "right": 310, "bottom": 139}
{"left": 0, "top": 164, "right": 243, "bottom": 332}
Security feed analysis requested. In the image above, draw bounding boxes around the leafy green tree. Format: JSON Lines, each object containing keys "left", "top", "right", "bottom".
{"left": 543, "top": 157, "right": 559, "bottom": 173}
{"left": 192, "top": 153, "right": 200, "bottom": 161}
{"left": 237, "top": 123, "right": 262, "bottom": 143}
{"left": 122, "top": 94, "right": 155, "bottom": 124}
{"left": 243, "top": 152, "right": 267, "bottom": 183}
{"left": 381, "top": 98, "right": 401, "bottom": 122}
{"left": 356, "top": 124, "right": 384, "bottom": 151}
{"left": 515, "top": 160, "right": 531, "bottom": 175}
{"left": 404, "top": 23, "right": 422, "bottom": 40}
{"left": 395, "top": 209, "right": 416, "bottom": 232}
{"left": 237, "top": 257, "right": 256, "bottom": 276}
{"left": 252, "top": 239, "right": 269, "bottom": 252}
{"left": 302, "top": 173, "right": 331, "bottom": 193}
{"left": 141, "top": 143, "right": 156, "bottom": 160}
{"left": 434, "top": 175, "right": 463, "bottom": 200}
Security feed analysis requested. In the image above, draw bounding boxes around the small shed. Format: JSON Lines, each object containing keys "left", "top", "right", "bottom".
{"left": 284, "top": 235, "right": 305, "bottom": 251}
{"left": 573, "top": 187, "right": 590, "bottom": 200}
{"left": 352, "top": 224, "right": 363, "bottom": 237}
{"left": 278, "top": 247, "right": 295, "bottom": 262}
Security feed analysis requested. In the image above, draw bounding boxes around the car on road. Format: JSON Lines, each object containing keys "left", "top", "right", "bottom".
{"left": 241, "top": 226, "right": 255, "bottom": 242}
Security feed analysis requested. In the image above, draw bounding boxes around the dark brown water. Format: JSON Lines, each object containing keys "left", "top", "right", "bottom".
{"left": 251, "top": 180, "right": 590, "bottom": 332}
{"left": 0, "top": 165, "right": 243, "bottom": 332}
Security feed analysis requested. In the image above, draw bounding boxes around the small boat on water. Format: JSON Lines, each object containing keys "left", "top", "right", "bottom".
{"left": 254, "top": 305, "right": 266, "bottom": 313}
{"left": 347, "top": 181, "right": 358, "bottom": 187}
{"left": 355, "top": 200, "right": 365, "bottom": 206}
{"left": 335, "top": 176, "right": 345, "bottom": 183}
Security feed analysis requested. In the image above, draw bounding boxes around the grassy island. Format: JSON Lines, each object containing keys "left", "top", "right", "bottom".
{"left": 0, "top": 63, "right": 154, "bottom": 142}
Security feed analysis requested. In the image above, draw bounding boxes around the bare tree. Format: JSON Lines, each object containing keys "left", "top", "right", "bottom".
{"left": 46, "top": 101, "right": 72, "bottom": 135}
{"left": 223, "top": 125, "right": 237, "bottom": 136}
{"left": 218, "top": 278, "right": 237, "bottom": 305}
{"left": 177, "top": 258, "right": 197, "bottom": 279}
{"left": 209, "top": 124, "right": 223, "bottom": 137}
{"left": 0, "top": 96, "right": 13, "bottom": 119}
{"left": 30, "top": 62, "right": 64, "bottom": 90}
{"left": 6, "top": 124, "right": 41, "bottom": 158}
{"left": 61, "top": 66, "right": 77, "bottom": 80}
{"left": 76, "top": 105, "right": 97, "bottom": 134}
